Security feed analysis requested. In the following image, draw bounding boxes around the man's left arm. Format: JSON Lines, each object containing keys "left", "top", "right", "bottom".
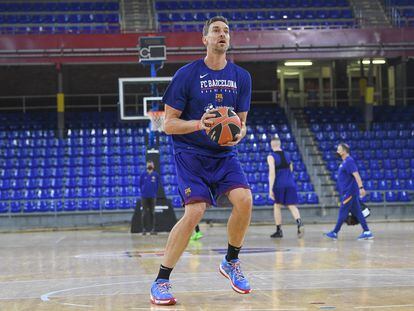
{"left": 222, "top": 112, "right": 247, "bottom": 146}
{"left": 352, "top": 171, "right": 366, "bottom": 197}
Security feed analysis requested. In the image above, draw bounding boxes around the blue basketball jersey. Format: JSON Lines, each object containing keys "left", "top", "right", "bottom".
{"left": 337, "top": 156, "right": 359, "bottom": 196}
{"left": 271, "top": 151, "right": 296, "bottom": 188}
{"left": 162, "top": 59, "right": 251, "bottom": 157}
{"left": 139, "top": 171, "right": 160, "bottom": 198}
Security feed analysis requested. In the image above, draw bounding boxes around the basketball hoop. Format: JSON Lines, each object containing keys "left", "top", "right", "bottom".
{"left": 148, "top": 111, "right": 165, "bottom": 132}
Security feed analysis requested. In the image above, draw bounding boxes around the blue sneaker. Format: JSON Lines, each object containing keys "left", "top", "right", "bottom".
{"left": 357, "top": 231, "right": 374, "bottom": 240}
{"left": 219, "top": 257, "right": 251, "bottom": 294}
{"left": 324, "top": 231, "right": 338, "bottom": 240}
{"left": 150, "top": 279, "right": 177, "bottom": 305}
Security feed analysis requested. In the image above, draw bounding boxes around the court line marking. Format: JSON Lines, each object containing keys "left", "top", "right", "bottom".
{"left": 54, "top": 236, "right": 66, "bottom": 244}
{"left": 354, "top": 304, "right": 414, "bottom": 309}
{"left": 240, "top": 309, "right": 307, "bottom": 311}
{"left": 61, "top": 302, "right": 93, "bottom": 308}
{"left": 40, "top": 280, "right": 141, "bottom": 301}
{"left": 4, "top": 267, "right": 411, "bottom": 285}
{"left": 38, "top": 282, "right": 414, "bottom": 303}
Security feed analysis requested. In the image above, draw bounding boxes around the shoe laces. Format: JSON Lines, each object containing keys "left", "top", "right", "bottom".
{"left": 156, "top": 282, "right": 172, "bottom": 294}
{"left": 230, "top": 261, "right": 246, "bottom": 281}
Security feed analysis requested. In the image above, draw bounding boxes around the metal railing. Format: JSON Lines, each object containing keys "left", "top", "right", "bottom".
{"left": 0, "top": 90, "right": 279, "bottom": 112}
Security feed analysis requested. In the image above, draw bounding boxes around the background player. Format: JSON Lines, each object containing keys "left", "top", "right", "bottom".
{"left": 139, "top": 160, "right": 160, "bottom": 235}
{"left": 267, "top": 135, "right": 304, "bottom": 238}
{"left": 150, "top": 16, "right": 253, "bottom": 305}
{"left": 324, "top": 143, "right": 374, "bottom": 240}
{"left": 190, "top": 224, "right": 203, "bottom": 241}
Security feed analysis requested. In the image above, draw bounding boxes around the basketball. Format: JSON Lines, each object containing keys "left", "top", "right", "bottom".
{"left": 205, "top": 107, "right": 241, "bottom": 145}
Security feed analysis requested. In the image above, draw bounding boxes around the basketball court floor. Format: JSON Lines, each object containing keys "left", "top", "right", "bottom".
{"left": 1, "top": 222, "right": 414, "bottom": 310}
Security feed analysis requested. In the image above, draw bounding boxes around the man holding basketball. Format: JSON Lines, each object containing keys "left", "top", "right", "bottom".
{"left": 150, "top": 16, "right": 252, "bottom": 305}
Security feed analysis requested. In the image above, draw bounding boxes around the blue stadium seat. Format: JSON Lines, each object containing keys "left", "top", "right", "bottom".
{"left": 385, "top": 191, "right": 398, "bottom": 202}
{"left": 0, "top": 202, "right": 8, "bottom": 213}
{"left": 399, "top": 191, "right": 411, "bottom": 202}
{"left": 253, "top": 194, "right": 266, "bottom": 206}
{"left": 370, "top": 192, "right": 383, "bottom": 202}
{"left": 172, "top": 196, "right": 182, "bottom": 208}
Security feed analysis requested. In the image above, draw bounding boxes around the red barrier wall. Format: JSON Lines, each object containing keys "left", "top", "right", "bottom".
{"left": 1, "top": 28, "right": 414, "bottom": 64}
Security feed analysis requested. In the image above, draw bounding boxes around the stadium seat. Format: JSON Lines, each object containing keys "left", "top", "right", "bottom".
{"left": 385, "top": 191, "right": 398, "bottom": 202}
{"left": 370, "top": 192, "right": 384, "bottom": 202}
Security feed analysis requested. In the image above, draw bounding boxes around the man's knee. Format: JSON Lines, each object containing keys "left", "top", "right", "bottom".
{"left": 182, "top": 202, "right": 207, "bottom": 227}
{"left": 231, "top": 189, "right": 252, "bottom": 211}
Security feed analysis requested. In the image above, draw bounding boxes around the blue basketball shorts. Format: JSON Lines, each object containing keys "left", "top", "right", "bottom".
{"left": 174, "top": 152, "right": 250, "bottom": 206}
{"left": 273, "top": 186, "right": 298, "bottom": 205}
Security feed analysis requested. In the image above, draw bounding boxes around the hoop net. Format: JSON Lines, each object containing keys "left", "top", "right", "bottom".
{"left": 148, "top": 111, "right": 165, "bottom": 132}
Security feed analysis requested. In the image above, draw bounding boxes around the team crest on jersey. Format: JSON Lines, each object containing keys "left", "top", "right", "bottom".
{"left": 215, "top": 93, "right": 223, "bottom": 103}
{"left": 185, "top": 187, "right": 191, "bottom": 197}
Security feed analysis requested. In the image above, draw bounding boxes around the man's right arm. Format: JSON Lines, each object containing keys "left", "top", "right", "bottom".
{"left": 163, "top": 104, "right": 217, "bottom": 135}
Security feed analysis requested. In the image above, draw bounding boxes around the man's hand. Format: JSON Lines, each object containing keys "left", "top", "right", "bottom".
{"left": 359, "top": 188, "right": 366, "bottom": 198}
{"left": 197, "top": 109, "right": 218, "bottom": 131}
{"left": 269, "top": 191, "right": 275, "bottom": 200}
{"left": 221, "top": 121, "right": 246, "bottom": 146}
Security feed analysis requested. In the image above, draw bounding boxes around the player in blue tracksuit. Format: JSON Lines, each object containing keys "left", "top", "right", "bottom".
{"left": 139, "top": 161, "right": 160, "bottom": 234}
{"left": 150, "top": 16, "right": 252, "bottom": 305}
{"left": 267, "top": 135, "right": 304, "bottom": 238}
{"left": 325, "top": 143, "right": 374, "bottom": 240}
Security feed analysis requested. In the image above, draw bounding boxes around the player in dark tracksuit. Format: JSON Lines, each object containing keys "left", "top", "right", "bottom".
{"left": 139, "top": 161, "right": 160, "bottom": 234}
{"left": 325, "top": 143, "right": 374, "bottom": 240}
{"left": 150, "top": 16, "right": 253, "bottom": 305}
{"left": 267, "top": 135, "right": 304, "bottom": 238}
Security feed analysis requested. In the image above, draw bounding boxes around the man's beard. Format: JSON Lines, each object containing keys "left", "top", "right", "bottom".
{"left": 213, "top": 44, "right": 228, "bottom": 54}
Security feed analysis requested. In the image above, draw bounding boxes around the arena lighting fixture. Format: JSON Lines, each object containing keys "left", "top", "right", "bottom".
{"left": 283, "top": 15, "right": 288, "bottom": 19}
{"left": 284, "top": 61, "right": 313, "bottom": 66}
{"left": 361, "top": 59, "right": 386, "bottom": 65}
{"left": 283, "top": 71, "right": 300, "bottom": 75}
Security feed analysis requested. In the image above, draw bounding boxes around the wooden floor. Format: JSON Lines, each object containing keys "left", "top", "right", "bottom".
{"left": 1, "top": 222, "right": 414, "bottom": 310}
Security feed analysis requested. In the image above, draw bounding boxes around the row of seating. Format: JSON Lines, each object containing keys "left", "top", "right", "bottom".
{"left": 326, "top": 159, "right": 414, "bottom": 170}
{"left": 311, "top": 122, "right": 414, "bottom": 132}
{"left": 155, "top": 0, "right": 350, "bottom": 10}
{"left": 387, "top": 0, "right": 414, "bottom": 5}
{"left": 1, "top": 175, "right": 145, "bottom": 188}
{"left": 362, "top": 191, "right": 411, "bottom": 203}
{"left": 362, "top": 179, "right": 414, "bottom": 190}
{"left": 1, "top": 148, "right": 146, "bottom": 159}
{"left": 0, "top": 14, "right": 119, "bottom": 24}
{"left": 1, "top": 137, "right": 146, "bottom": 148}
{"left": 0, "top": 198, "right": 135, "bottom": 214}
{"left": 0, "top": 2, "right": 119, "bottom": 12}
{"left": 0, "top": 25, "right": 120, "bottom": 35}
{"left": 0, "top": 166, "right": 148, "bottom": 180}
{"left": 161, "top": 21, "right": 355, "bottom": 33}
{"left": 157, "top": 9, "right": 353, "bottom": 22}
{"left": 321, "top": 148, "right": 414, "bottom": 160}
{"left": 0, "top": 127, "right": 147, "bottom": 138}
{"left": 0, "top": 1, "right": 120, "bottom": 34}
{"left": 1, "top": 187, "right": 141, "bottom": 200}
{"left": 315, "top": 130, "right": 413, "bottom": 141}
{"left": 329, "top": 167, "right": 414, "bottom": 180}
